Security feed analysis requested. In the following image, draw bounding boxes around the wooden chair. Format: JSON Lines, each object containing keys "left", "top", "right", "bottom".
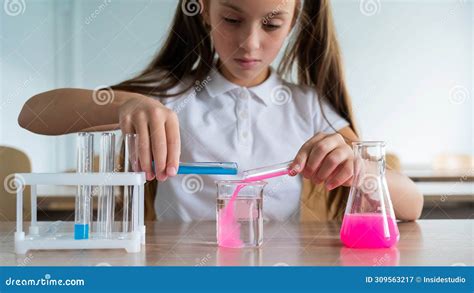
{"left": 0, "top": 146, "right": 31, "bottom": 221}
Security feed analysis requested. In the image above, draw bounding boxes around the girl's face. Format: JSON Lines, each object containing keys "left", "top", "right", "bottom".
{"left": 205, "top": 0, "right": 297, "bottom": 86}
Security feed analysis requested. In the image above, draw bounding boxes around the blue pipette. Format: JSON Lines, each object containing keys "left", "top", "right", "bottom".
{"left": 178, "top": 162, "right": 238, "bottom": 175}
{"left": 152, "top": 161, "right": 238, "bottom": 175}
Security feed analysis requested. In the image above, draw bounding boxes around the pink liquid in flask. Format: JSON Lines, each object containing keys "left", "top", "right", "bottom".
{"left": 340, "top": 213, "right": 399, "bottom": 248}
{"left": 217, "top": 169, "right": 289, "bottom": 248}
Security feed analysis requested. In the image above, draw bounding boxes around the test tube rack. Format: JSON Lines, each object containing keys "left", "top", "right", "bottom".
{"left": 13, "top": 172, "right": 146, "bottom": 254}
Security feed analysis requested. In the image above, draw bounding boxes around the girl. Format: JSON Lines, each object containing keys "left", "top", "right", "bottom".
{"left": 18, "top": 0, "right": 423, "bottom": 222}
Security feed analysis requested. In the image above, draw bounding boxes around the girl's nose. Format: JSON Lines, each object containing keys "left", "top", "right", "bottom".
{"left": 239, "top": 26, "right": 261, "bottom": 52}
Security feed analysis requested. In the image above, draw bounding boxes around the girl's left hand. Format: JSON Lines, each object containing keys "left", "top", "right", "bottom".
{"left": 289, "top": 132, "right": 354, "bottom": 190}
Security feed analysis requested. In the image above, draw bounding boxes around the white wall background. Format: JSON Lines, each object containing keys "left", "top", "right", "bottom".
{"left": 332, "top": 0, "right": 473, "bottom": 166}
{"left": 1, "top": 0, "right": 67, "bottom": 172}
{"left": 1, "top": 0, "right": 473, "bottom": 173}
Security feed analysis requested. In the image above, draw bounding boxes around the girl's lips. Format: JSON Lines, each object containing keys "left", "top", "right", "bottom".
{"left": 234, "top": 58, "right": 261, "bottom": 69}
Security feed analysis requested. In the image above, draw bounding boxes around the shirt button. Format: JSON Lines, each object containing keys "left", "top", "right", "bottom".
{"left": 239, "top": 111, "right": 248, "bottom": 119}
{"left": 241, "top": 131, "right": 248, "bottom": 139}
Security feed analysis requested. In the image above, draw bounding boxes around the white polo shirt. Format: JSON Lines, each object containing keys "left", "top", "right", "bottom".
{"left": 154, "top": 68, "right": 349, "bottom": 222}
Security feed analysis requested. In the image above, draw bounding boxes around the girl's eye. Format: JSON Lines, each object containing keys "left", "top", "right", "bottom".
{"left": 223, "top": 17, "right": 241, "bottom": 24}
{"left": 263, "top": 23, "right": 281, "bottom": 31}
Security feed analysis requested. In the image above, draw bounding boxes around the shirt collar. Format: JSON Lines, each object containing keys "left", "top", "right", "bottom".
{"left": 206, "top": 67, "right": 281, "bottom": 106}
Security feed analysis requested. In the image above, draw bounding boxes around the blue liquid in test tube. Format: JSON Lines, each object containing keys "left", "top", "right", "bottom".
{"left": 74, "top": 132, "right": 93, "bottom": 240}
{"left": 74, "top": 223, "right": 89, "bottom": 240}
{"left": 151, "top": 161, "right": 238, "bottom": 175}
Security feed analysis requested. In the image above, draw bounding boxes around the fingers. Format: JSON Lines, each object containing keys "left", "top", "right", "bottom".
{"left": 303, "top": 134, "right": 341, "bottom": 179}
{"left": 313, "top": 147, "right": 351, "bottom": 184}
{"left": 148, "top": 110, "right": 182, "bottom": 181}
{"left": 289, "top": 143, "right": 310, "bottom": 176}
{"left": 292, "top": 132, "right": 355, "bottom": 190}
{"left": 325, "top": 159, "right": 354, "bottom": 190}
{"left": 341, "top": 176, "right": 353, "bottom": 187}
{"left": 119, "top": 114, "right": 134, "bottom": 135}
{"left": 149, "top": 120, "right": 167, "bottom": 181}
{"left": 135, "top": 118, "right": 154, "bottom": 181}
{"left": 289, "top": 133, "right": 326, "bottom": 176}
{"left": 119, "top": 97, "right": 181, "bottom": 181}
{"left": 165, "top": 112, "right": 180, "bottom": 177}
{"left": 120, "top": 119, "right": 141, "bottom": 172}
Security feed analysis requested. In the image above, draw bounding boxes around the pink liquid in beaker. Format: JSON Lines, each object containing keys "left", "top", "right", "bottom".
{"left": 340, "top": 213, "right": 399, "bottom": 248}
{"left": 217, "top": 170, "right": 289, "bottom": 248}
{"left": 217, "top": 185, "right": 245, "bottom": 248}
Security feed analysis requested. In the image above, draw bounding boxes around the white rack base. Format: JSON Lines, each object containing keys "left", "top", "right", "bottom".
{"left": 13, "top": 172, "right": 146, "bottom": 254}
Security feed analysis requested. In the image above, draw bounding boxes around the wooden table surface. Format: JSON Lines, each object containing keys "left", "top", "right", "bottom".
{"left": 0, "top": 220, "right": 472, "bottom": 266}
{"left": 404, "top": 168, "right": 473, "bottom": 181}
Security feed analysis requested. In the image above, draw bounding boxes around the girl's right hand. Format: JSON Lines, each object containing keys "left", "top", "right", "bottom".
{"left": 118, "top": 94, "right": 180, "bottom": 181}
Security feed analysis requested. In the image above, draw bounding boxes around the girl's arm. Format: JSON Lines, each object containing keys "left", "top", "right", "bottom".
{"left": 290, "top": 126, "right": 424, "bottom": 222}
{"left": 18, "top": 88, "right": 181, "bottom": 182}
{"left": 338, "top": 127, "right": 424, "bottom": 221}
{"left": 384, "top": 169, "right": 424, "bottom": 221}
{"left": 18, "top": 88, "right": 140, "bottom": 135}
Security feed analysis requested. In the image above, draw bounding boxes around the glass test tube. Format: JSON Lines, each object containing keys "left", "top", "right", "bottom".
{"left": 123, "top": 133, "right": 139, "bottom": 234}
{"left": 241, "top": 160, "right": 292, "bottom": 181}
{"left": 74, "top": 132, "right": 94, "bottom": 240}
{"left": 98, "top": 133, "right": 116, "bottom": 238}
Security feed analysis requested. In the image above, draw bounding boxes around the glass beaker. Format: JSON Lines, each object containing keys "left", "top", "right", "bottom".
{"left": 340, "top": 141, "right": 399, "bottom": 248}
{"left": 216, "top": 180, "right": 266, "bottom": 248}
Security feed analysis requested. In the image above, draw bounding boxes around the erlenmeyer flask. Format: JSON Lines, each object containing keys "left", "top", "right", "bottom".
{"left": 340, "top": 141, "right": 399, "bottom": 248}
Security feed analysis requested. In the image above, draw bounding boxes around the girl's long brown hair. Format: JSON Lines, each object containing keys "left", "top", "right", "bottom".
{"left": 278, "top": 0, "right": 358, "bottom": 219}
{"left": 112, "top": 0, "right": 358, "bottom": 221}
